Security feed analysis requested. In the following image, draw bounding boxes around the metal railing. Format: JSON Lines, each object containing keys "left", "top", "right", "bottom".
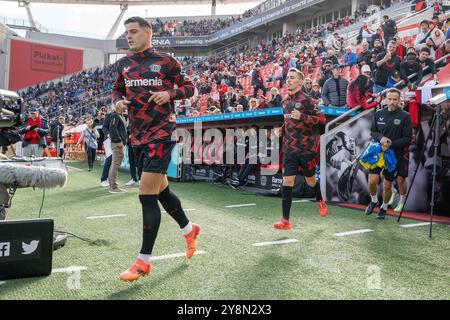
{"left": 324, "top": 53, "right": 450, "bottom": 133}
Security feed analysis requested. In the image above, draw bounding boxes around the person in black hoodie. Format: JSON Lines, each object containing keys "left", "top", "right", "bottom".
{"left": 365, "top": 88, "right": 412, "bottom": 219}
{"left": 108, "top": 103, "right": 128, "bottom": 194}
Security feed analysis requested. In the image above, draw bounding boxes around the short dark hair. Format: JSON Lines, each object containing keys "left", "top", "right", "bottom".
{"left": 420, "top": 46, "right": 431, "bottom": 54}
{"left": 124, "top": 16, "right": 151, "bottom": 29}
{"left": 387, "top": 88, "right": 401, "bottom": 97}
{"left": 383, "top": 15, "right": 389, "bottom": 19}
{"left": 420, "top": 19, "right": 430, "bottom": 26}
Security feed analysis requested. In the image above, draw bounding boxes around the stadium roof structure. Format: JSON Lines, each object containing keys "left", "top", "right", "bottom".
{"left": 5, "top": 0, "right": 259, "bottom": 39}
{"left": 1, "top": 0, "right": 254, "bottom": 5}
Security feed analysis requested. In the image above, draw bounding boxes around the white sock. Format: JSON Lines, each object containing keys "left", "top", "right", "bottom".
{"left": 381, "top": 202, "right": 388, "bottom": 210}
{"left": 399, "top": 195, "right": 406, "bottom": 205}
{"left": 137, "top": 254, "right": 151, "bottom": 264}
{"left": 371, "top": 194, "right": 378, "bottom": 203}
{"left": 181, "top": 222, "right": 193, "bottom": 235}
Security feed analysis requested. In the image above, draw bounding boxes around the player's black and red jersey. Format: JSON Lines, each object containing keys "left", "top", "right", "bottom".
{"left": 112, "top": 47, "right": 194, "bottom": 146}
{"left": 282, "top": 90, "right": 326, "bottom": 155}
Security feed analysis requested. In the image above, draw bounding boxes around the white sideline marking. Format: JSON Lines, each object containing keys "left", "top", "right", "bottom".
{"left": 334, "top": 229, "right": 373, "bottom": 237}
{"left": 86, "top": 214, "right": 126, "bottom": 220}
{"left": 225, "top": 203, "right": 256, "bottom": 208}
{"left": 253, "top": 239, "right": 299, "bottom": 247}
{"left": 66, "top": 166, "right": 83, "bottom": 172}
{"left": 0, "top": 281, "right": 6, "bottom": 286}
{"left": 400, "top": 222, "right": 432, "bottom": 228}
{"left": 150, "top": 250, "right": 207, "bottom": 261}
{"left": 292, "top": 199, "right": 313, "bottom": 203}
{"left": 52, "top": 266, "right": 87, "bottom": 273}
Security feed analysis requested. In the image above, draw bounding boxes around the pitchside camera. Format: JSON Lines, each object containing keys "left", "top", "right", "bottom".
{"left": 0, "top": 89, "right": 23, "bottom": 129}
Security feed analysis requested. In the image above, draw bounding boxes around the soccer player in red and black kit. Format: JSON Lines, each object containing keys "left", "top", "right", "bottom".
{"left": 273, "top": 68, "right": 328, "bottom": 230}
{"left": 113, "top": 17, "right": 200, "bottom": 282}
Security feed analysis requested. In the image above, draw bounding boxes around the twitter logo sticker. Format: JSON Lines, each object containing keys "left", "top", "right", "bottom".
{"left": 22, "top": 240, "right": 39, "bottom": 255}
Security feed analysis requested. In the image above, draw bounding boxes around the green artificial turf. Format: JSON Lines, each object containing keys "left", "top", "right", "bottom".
{"left": 1, "top": 161, "right": 449, "bottom": 300}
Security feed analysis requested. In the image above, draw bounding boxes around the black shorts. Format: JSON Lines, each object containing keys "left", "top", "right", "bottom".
{"left": 368, "top": 150, "right": 409, "bottom": 182}
{"left": 133, "top": 140, "right": 175, "bottom": 176}
{"left": 282, "top": 152, "right": 318, "bottom": 177}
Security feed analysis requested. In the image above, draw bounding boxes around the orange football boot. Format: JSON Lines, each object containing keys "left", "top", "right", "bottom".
{"left": 184, "top": 223, "right": 200, "bottom": 259}
{"left": 273, "top": 218, "right": 292, "bottom": 230}
{"left": 316, "top": 199, "right": 328, "bottom": 217}
{"left": 119, "top": 259, "right": 151, "bottom": 282}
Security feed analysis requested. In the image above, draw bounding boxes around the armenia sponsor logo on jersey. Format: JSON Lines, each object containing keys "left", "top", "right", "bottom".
{"left": 125, "top": 77, "right": 163, "bottom": 87}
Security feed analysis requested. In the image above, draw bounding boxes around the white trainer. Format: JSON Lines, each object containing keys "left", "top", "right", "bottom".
{"left": 100, "top": 180, "right": 109, "bottom": 187}
{"left": 125, "top": 179, "right": 139, "bottom": 187}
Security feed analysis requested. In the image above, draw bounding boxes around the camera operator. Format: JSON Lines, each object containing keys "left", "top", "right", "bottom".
{"left": 18, "top": 107, "right": 48, "bottom": 157}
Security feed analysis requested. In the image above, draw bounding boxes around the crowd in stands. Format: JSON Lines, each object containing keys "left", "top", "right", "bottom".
{"left": 19, "top": 65, "right": 115, "bottom": 128}
{"left": 150, "top": 5, "right": 263, "bottom": 37}
{"left": 13, "top": 1, "right": 450, "bottom": 139}
{"left": 147, "top": 0, "right": 390, "bottom": 38}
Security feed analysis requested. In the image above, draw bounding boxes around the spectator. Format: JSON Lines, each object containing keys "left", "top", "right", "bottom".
{"left": 311, "top": 82, "right": 322, "bottom": 100}
{"left": 108, "top": 103, "right": 128, "bottom": 194}
{"left": 325, "top": 49, "right": 339, "bottom": 65}
{"left": 417, "top": 46, "right": 438, "bottom": 82}
{"left": 224, "top": 87, "right": 237, "bottom": 112}
{"left": 359, "top": 22, "right": 373, "bottom": 45}
{"left": 346, "top": 74, "right": 379, "bottom": 110}
{"left": 361, "top": 65, "right": 375, "bottom": 91}
{"left": 18, "top": 107, "right": 48, "bottom": 157}
{"left": 266, "top": 87, "right": 282, "bottom": 108}
{"left": 321, "top": 64, "right": 349, "bottom": 107}
{"left": 249, "top": 98, "right": 259, "bottom": 110}
{"left": 76, "top": 118, "right": 99, "bottom": 172}
{"left": 370, "top": 27, "right": 384, "bottom": 50}
{"left": 386, "top": 70, "right": 403, "bottom": 88}
{"left": 357, "top": 41, "right": 372, "bottom": 69}
{"left": 301, "top": 78, "right": 314, "bottom": 97}
{"left": 382, "top": 15, "right": 397, "bottom": 46}
{"left": 414, "top": 20, "right": 432, "bottom": 51}
{"left": 218, "top": 78, "right": 228, "bottom": 111}
{"left": 435, "top": 39, "right": 450, "bottom": 68}
{"left": 432, "top": 0, "right": 442, "bottom": 19}
{"left": 426, "top": 23, "right": 446, "bottom": 57}
{"left": 343, "top": 46, "right": 357, "bottom": 67}
{"left": 400, "top": 52, "right": 423, "bottom": 90}
{"left": 392, "top": 36, "right": 407, "bottom": 61}
{"left": 374, "top": 40, "right": 401, "bottom": 93}
{"left": 251, "top": 65, "right": 267, "bottom": 98}
{"left": 236, "top": 90, "right": 249, "bottom": 111}
{"left": 318, "top": 59, "right": 333, "bottom": 87}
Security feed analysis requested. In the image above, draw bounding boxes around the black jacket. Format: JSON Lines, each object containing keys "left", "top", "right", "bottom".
{"left": 371, "top": 107, "right": 412, "bottom": 152}
{"left": 399, "top": 61, "right": 423, "bottom": 86}
{"left": 109, "top": 112, "right": 127, "bottom": 144}
{"left": 51, "top": 122, "right": 64, "bottom": 143}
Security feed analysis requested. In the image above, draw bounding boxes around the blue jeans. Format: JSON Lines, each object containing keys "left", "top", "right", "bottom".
{"left": 101, "top": 155, "right": 112, "bottom": 182}
{"left": 373, "top": 84, "right": 387, "bottom": 94}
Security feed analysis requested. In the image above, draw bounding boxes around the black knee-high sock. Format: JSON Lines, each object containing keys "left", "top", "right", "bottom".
{"left": 311, "top": 182, "right": 323, "bottom": 201}
{"left": 139, "top": 195, "right": 161, "bottom": 255}
{"left": 282, "top": 186, "right": 293, "bottom": 220}
{"left": 158, "top": 186, "right": 189, "bottom": 229}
